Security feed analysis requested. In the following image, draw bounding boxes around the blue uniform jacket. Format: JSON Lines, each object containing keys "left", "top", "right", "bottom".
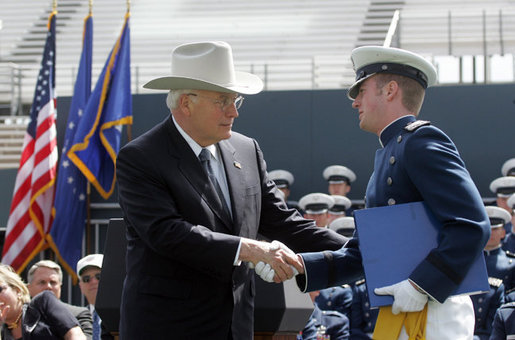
{"left": 471, "top": 277, "right": 505, "bottom": 340}
{"left": 302, "top": 304, "right": 350, "bottom": 340}
{"left": 350, "top": 279, "right": 378, "bottom": 339}
{"left": 489, "top": 301, "right": 515, "bottom": 340}
{"left": 484, "top": 247, "right": 515, "bottom": 292}
{"left": 297, "top": 115, "right": 490, "bottom": 303}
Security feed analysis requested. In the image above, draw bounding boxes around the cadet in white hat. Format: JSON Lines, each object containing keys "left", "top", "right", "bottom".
{"left": 323, "top": 165, "right": 356, "bottom": 196}
{"left": 327, "top": 195, "right": 352, "bottom": 224}
{"left": 502, "top": 193, "right": 515, "bottom": 253}
{"left": 501, "top": 158, "right": 515, "bottom": 177}
{"left": 268, "top": 169, "right": 294, "bottom": 200}
{"left": 490, "top": 177, "right": 515, "bottom": 229}
{"left": 328, "top": 216, "right": 355, "bottom": 238}
{"left": 298, "top": 193, "right": 335, "bottom": 228}
{"left": 77, "top": 254, "right": 104, "bottom": 340}
{"left": 289, "top": 45, "right": 490, "bottom": 340}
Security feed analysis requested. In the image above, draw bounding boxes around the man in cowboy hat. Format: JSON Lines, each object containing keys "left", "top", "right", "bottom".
{"left": 272, "top": 46, "right": 490, "bottom": 339}
{"left": 115, "top": 41, "right": 346, "bottom": 340}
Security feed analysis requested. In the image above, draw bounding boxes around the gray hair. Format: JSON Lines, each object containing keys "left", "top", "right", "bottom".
{"left": 166, "top": 89, "right": 196, "bottom": 111}
{"left": 27, "top": 260, "right": 63, "bottom": 284}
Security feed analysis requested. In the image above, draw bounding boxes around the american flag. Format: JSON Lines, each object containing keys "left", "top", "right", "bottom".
{"left": 2, "top": 12, "right": 58, "bottom": 273}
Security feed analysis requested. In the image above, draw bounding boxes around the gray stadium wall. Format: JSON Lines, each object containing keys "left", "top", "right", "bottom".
{"left": 0, "top": 83, "right": 514, "bottom": 229}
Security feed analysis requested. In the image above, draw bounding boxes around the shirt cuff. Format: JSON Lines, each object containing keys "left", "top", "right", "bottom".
{"left": 233, "top": 239, "right": 242, "bottom": 266}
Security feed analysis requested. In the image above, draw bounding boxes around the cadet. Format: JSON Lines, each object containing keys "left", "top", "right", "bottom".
{"left": 349, "top": 279, "right": 379, "bottom": 340}
{"left": 470, "top": 277, "right": 505, "bottom": 339}
{"left": 328, "top": 195, "right": 352, "bottom": 224}
{"left": 298, "top": 193, "right": 335, "bottom": 228}
{"left": 501, "top": 158, "right": 515, "bottom": 177}
{"left": 301, "top": 291, "right": 350, "bottom": 340}
{"left": 323, "top": 165, "right": 356, "bottom": 197}
{"left": 328, "top": 216, "right": 356, "bottom": 238}
{"left": 484, "top": 206, "right": 515, "bottom": 293}
{"left": 268, "top": 169, "right": 299, "bottom": 210}
{"left": 489, "top": 301, "right": 515, "bottom": 340}
{"left": 489, "top": 176, "right": 515, "bottom": 235}
{"left": 502, "top": 193, "right": 515, "bottom": 253}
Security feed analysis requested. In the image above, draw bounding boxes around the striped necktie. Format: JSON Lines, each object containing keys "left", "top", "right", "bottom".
{"left": 92, "top": 309, "right": 100, "bottom": 340}
{"left": 199, "top": 148, "right": 232, "bottom": 219}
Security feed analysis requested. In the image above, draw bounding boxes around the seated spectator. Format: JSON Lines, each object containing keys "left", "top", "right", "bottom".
{"left": 77, "top": 254, "right": 113, "bottom": 340}
{"left": 27, "top": 260, "right": 93, "bottom": 339}
{"left": 0, "top": 264, "right": 86, "bottom": 339}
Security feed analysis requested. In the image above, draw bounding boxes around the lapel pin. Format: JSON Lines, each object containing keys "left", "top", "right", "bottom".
{"left": 234, "top": 161, "right": 241, "bottom": 169}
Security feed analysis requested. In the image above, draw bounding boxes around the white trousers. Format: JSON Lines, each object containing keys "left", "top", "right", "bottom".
{"left": 398, "top": 295, "right": 474, "bottom": 340}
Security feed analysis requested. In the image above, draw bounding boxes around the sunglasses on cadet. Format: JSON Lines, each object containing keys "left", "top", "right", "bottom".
{"left": 81, "top": 273, "right": 101, "bottom": 283}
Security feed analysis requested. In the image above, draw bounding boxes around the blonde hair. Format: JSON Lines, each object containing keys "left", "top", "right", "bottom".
{"left": 0, "top": 264, "right": 31, "bottom": 303}
{"left": 374, "top": 73, "right": 426, "bottom": 115}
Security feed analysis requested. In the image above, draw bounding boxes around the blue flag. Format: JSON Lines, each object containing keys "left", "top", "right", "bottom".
{"left": 68, "top": 13, "right": 132, "bottom": 199}
{"left": 48, "top": 14, "right": 93, "bottom": 280}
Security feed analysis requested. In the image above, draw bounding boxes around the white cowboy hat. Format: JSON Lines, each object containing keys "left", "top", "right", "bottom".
{"left": 143, "top": 41, "right": 263, "bottom": 95}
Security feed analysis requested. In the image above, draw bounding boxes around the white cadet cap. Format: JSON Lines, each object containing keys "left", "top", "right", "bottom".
{"left": 508, "top": 193, "right": 515, "bottom": 209}
{"left": 489, "top": 176, "right": 515, "bottom": 197}
{"left": 298, "top": 193, "right": 335, "bottom": 214}
{"left": 268, "top": 169, "right": 294, "bottom": 189}
{"left": 323, "top": 165, "right": 356, "bottom": 184}
{"left": 347, "top": 46, "right": 437, "bottom": 100}
{"left": 329, "top": 195, "right": 352, "bottom": 215}
{"left": 77, "top": 254, "right": 104, "bottom": 276}
{"left": 501, "top": 158, "right": 515, "bottom": 177}
{"left": 328, "top": 217, "right": 355, "bottom": 237}
{"left": 485, "top": 206, "right": 512, "bottom": 228}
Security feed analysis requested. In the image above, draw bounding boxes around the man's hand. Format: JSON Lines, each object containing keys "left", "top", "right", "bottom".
{"left": 374, "top": 279, "right": 428, "bottom": 314}
{"left": 240, "top": 239, "right": 301, "bottom": 283}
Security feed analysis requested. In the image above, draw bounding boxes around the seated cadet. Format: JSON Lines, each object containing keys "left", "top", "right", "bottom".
{"left": 298, "top": 193, "right": 334, "bottom": 228}
{"left": 327, "top": 195, "right": 352, "bottom": 224}
{"left": 489, "top": 176, "right": 515, "bottom": 236}
{"left": 349, "top": 279, "right": 379, "bottom": 340}
{"left": 268, "top": 169, "right": 299, "bottom": 211}
{"left": 328, "top": 217, "right": 356, "bottom": 238}
{"left": 484, "top": 206, "right": 515, "bottom": 293}
{"left": 301, "top": 291, "right": 350, "bottom": 340}
{"left": 502, "top": 193, "right": 515, "bottom": 253}
{"left": 501, "top": 158, "right": 515, "bottom": 177}
{"left": 471, "top": 278, "right": 505, "bottom": 340}
{"left": 323, "top": 165, "right": 356, "bottom": 197}
{"left": 489, "top": 301, "right": 515, "bottom": 340}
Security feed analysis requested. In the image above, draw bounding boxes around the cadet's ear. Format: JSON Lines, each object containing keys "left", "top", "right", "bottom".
{"left": 385, "top": 80, "right": 399, "bottom": 100}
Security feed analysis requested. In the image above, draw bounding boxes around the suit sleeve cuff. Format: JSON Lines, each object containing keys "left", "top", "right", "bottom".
{"left": 233, "top": 238, "right": 242, "bottom": 266}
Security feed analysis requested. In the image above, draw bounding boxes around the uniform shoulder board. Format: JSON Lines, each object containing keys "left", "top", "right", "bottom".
{"left": 488, "top": 277, "right": 503, "bottom": 288}
{"left": 500, "top": 301, "right": 515, "bottom": 309}
{"left": 506, "top": 250, "right": 515, "bottom": 258}
{"left": 404, "top": 120, "right": 431, "bottom": 132}
{"left": 355, "top": 279, "right": 366, "bottom": 286}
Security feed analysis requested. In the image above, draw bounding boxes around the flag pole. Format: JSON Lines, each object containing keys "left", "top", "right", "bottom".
{"left": 86, "top": 0, "right": 93, "bottom": 255}
{"left": 126, "top": 0, "right": 133, "bottom": 143}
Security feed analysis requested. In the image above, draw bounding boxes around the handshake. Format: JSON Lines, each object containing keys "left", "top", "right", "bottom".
{"left": 240, "top": 239, "right": 305, "bottom": 283}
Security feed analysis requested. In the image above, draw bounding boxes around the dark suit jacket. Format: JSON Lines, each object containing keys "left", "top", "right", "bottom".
{"left": 65, "top": 303, "right": 92, "bottom": 339}
{"left": 116, "top": 116, "right": 346, "bottom": 340}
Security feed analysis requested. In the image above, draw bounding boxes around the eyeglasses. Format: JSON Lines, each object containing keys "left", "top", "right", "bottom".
{"left": 187, "top": 93, "right": 244, "bottom": 111}
{"left": 81, "top": 273, "right": 101, "bottom": 283}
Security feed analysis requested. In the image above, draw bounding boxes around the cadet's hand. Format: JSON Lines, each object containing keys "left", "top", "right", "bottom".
{"left": 374, "top": 279, "right": 428, "bottom": 314}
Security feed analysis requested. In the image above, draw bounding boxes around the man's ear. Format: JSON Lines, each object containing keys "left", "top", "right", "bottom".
{"left": 178, "top": 93, "right": 193, "bottom": 116}
{"left": 385, "top": 80, "right": 399, "bottom": 100}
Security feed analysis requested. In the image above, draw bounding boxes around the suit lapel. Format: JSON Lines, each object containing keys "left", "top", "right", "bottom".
{"left": 218, "top": 140, "right": 245, "bottom": 236}
{"left": 165, "top": 118, "right": 233, "bottom": 232}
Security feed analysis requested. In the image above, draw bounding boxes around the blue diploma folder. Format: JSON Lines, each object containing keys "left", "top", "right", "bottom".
{"left": 353, "top": 201, "right": 489, "bottom": 308}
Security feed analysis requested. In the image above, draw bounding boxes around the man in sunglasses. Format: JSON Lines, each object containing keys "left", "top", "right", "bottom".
{"left": 77, "top": 254, "right": 112, "bottom": 340}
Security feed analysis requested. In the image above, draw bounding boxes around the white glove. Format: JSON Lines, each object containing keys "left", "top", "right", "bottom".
{"left": 270, "top": 240, "right": 299, "bottom": 276}
{"left": 374, "top": 279, "right": 428, "bottom": 314}
{"left": 255, "top": 261, "right": 275, "bottom": 282}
